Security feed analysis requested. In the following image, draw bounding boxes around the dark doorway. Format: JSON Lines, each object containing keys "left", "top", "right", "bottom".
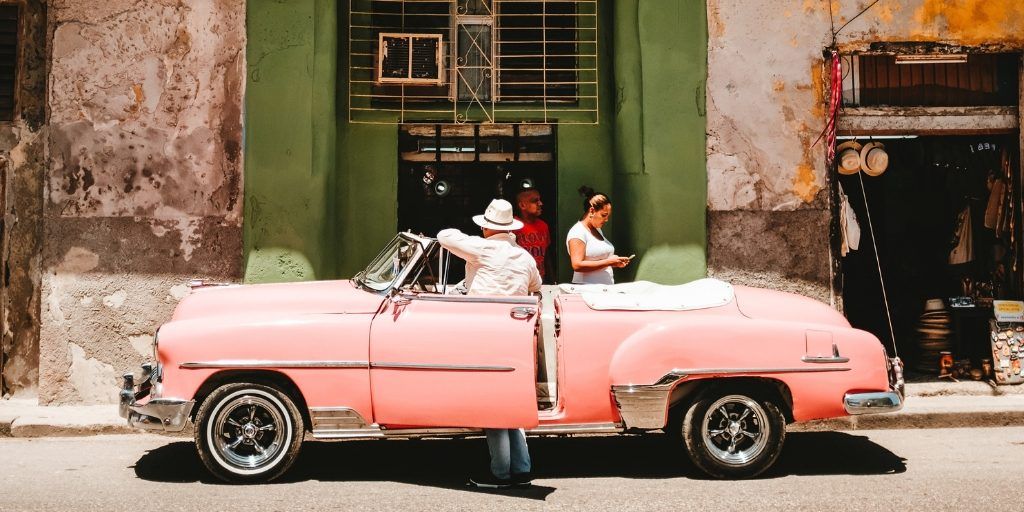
{"left": 839, "top": 134, "right": 1022, "bottom": 374}
{"left": 397, "top": 124, "right": 557, "bottom": 281}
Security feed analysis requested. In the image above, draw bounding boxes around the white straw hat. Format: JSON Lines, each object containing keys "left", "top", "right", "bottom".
{"left": 860, "top": 141, "right": 889, "bottom": 177}
{"left": 836, "top": 141, "right": 862, "bottom": 175}
{"left": 473, "top": 199, "right": 524, "bottom": 231}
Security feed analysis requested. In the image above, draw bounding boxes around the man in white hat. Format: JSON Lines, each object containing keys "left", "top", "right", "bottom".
{"left": 436, "top": 198, "right": 541, "bottom": 488}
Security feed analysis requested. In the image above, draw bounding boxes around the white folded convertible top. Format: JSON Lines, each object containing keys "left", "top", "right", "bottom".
{"left": 558, "top": 278, "right": 734, "bottom": 311}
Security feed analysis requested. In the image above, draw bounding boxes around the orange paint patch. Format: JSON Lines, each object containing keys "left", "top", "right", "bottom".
{"left": 131, "top": 84, "right": 144, "bottom": 112}
{"left": 802, "top": 0, "right": 817, "bottom": 14}
{"left": 809, "top": 63, "right": 825, "bottom": 119}
{"left": 792, "top": 163, "right": 820, "bottom": 203}
{"left": 914, "top": 0, "right": 1024, "bottom": 44}
{"left": 707, "top": 2, "right": 726, "bottom": 39}
{"left": 773, "top": 80, "right": 786, "bottom": 92}
{"left": 790, "top": 34, "right": 799, "bottom": 47}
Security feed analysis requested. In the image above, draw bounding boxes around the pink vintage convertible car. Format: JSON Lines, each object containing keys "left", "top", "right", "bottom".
{"left": 120, "top": 232, "right": 904, "bottom": 482}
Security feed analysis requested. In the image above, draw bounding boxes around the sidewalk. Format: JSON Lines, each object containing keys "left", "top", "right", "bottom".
{"left": 2, "top": 382, "right": 1024, "bottom": 438}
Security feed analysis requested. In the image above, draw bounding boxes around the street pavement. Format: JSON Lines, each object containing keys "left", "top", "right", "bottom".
{"left": 0, "top": 427, "right": 1021, "bottom": 511}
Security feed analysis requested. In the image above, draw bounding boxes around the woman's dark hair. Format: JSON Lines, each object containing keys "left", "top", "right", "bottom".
{"left": 578, "top": 185, "right": 610, "bottom": 217}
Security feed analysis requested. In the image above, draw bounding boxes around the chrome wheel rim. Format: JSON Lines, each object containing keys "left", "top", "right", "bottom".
{"left": 701, "top": 395, "right": 770, "bottom": 467}
{"left": 211, "top": 393, "right": 287, "bottom": 471}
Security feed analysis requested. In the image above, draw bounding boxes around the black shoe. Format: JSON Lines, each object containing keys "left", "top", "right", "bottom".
{"left": 469, "top": 473, "right": 513, "bottom": 489}
{"left": 510, "top": 472, "right": 533, "bottom": 487}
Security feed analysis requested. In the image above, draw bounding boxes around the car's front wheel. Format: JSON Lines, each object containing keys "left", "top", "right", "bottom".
{"left": 680, "top": 387, "right": 786, "bottom": 479}
{"left": 194, "top": 382, "right": 304, "bottom": 483}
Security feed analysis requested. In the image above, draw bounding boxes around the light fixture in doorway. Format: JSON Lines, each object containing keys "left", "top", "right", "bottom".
{"left": 518, "top": 178, "right": 535, "bottom": 190}
{"left": 895, "top": 54, "right": 968, "bottom": 65}
{"left": 433, "top": 180, "right": 451, "bottom": 197}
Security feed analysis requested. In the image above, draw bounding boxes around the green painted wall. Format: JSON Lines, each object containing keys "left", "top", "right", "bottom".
{"left": 245, "top": 0, "right": 706, "bottom": 284}
{"left": 244, "top": 0, "right": 338, "bottom": 282}
{"left": 612, "top": 0, "right": 708, "bottom": 284}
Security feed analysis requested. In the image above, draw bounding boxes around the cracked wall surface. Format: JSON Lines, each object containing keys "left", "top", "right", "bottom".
{"left": 0, "top": 0, "right": 46, "bottom": 398}
{"left": 706, "top": 0, "right": 1024, "bottom": 304}
{"left": 40, "top": 0, "right": 245, "bottom": 404}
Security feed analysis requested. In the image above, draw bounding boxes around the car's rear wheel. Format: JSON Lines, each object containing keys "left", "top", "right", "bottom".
{"left": 680, "top": 387, "right": 786, "bottom": 479}
{"left": 194, "top": 382, "right": 304, "bottom": 483}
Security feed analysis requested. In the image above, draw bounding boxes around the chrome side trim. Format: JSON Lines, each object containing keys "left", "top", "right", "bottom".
{"left": 406, "top": 294, "right": 538, "bottom": 305}
{"left": 180, "top": 360, "right": 370, "bottom": 370}
{"left": 370, "top": 362, "right": 515, "bottom": 372}
{"left": 844, "top": 389, "right": 904, "bottom": 415}
{"left": 527, "top": 423, "right": 623, "bottom": 435}
{"left": 612, "top": 366, "right": 853, "bottom": 430}
{"left": 310, "top": 407, "right": 373, "bottom": 435}
{"left": 612, "top": 383, "right": 677, "bottom": 430}
{"left": 180, "top": 360, "right": 516, "bottom": 372}
{"left": 676, "top": 367, "right": 852, "bottom": 376}
{"left": 310, "top": 422, "right": 625, "bottom": 440}
{"left": 801, "top": 356, "right": 851, "bottom": 363}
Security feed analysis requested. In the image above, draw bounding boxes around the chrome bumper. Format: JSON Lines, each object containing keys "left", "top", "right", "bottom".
{"left": 119, "top": 363, "right": 194, "bottom": 433}
{"left": 844, "top": 357, "right": 905, "bottom": 415}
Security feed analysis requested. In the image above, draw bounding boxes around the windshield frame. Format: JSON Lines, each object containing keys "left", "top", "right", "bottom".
{"left": 352, "top": 233, "right": 434, "bottom": 294}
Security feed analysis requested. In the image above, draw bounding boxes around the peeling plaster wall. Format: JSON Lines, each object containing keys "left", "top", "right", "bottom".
{"left": 706, "top": 0, "right": 1024, "bottom": 304}
{"left": 40, "top": 0, "right": 245, "bottom": 404}
{"left": 0, "top": 0, "right": 46, "bottom": 397}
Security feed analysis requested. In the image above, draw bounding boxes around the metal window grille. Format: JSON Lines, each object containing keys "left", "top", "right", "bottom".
{"left": 0, "top": 5, "right": 17, "bottom": 121}
{"left": 349, "top": 0, "right": 598, "bottom": 124}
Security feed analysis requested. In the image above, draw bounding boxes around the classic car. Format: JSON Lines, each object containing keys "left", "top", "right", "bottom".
{"left": 120, "top": 232, "right": 904, "bottom": 483}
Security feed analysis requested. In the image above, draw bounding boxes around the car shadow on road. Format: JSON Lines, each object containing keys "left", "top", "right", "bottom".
{"left": 132, "top": 431, "right": 905, "bottom": 495}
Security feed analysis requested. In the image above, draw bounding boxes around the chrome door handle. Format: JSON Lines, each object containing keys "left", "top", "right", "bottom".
{"left": 392, "top": 294, "right": 413, "bottom": 306}
{"left": 510, "top": 306, "right": 537, "bottom": 320}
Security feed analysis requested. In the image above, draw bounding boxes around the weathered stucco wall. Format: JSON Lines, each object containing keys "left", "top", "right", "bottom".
{"left": 706, "top": 0, "right": 1024, "bottom": 303}
{"left": 40, "top": 0, "right": 245, "bottom": 404}
{"left": 0, "top": 0, "right": 47, "bottom": 398}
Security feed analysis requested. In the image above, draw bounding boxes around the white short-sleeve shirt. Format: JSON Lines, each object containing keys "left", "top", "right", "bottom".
{"left": 566, "top": 221, "right": 615, "bottom": 284}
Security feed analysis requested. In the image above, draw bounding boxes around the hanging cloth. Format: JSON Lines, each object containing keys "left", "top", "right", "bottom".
{"left": 985, "top": 178, "right": 1005, "bottom": 230}
{"left": 949, "top": 205, "right": 974, "bottom": 265}
{"left": 839, "top": 183, "right": 861, "bottom": 256}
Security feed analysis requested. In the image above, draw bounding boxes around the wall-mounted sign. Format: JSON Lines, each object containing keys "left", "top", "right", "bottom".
{"left": 993, "top": 300, "right": 1024, "bottom": 322}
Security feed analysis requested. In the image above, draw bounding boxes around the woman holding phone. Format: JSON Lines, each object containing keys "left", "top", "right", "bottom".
{"left": 566, "top": 186, "right": 632, "bottom": 284}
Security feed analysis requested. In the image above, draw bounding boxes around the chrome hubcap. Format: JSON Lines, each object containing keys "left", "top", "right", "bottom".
{"left": 702, "top": 395, "right": 770, "bottom": 467}
{"left": 212, "top": 395, "right": 286, "bottom": 470}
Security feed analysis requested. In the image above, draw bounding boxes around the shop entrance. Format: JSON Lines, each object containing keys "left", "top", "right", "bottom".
{"left": 397, "top": 124, "right": 557, "bottom": 280}
{"left": 839, "top": 135, "right": 1022, "bottom": 375}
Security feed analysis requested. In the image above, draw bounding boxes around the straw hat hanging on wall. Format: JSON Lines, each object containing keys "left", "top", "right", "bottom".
{"left": 860, "top": 141, "right": 890, "bottom": 177}
{"left": 836, "top": 141, "right": 863, "bottom": 175}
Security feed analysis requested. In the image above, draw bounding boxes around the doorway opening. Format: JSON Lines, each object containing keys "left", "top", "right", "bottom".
{"left": 397, "top": 124, "right": 557, "bottom": 282}
{"left": 839, "top": 134, "right": 1022, "bottom": 375}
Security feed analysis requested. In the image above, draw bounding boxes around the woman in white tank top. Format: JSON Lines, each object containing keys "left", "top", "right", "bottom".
{"left": 566, "top": 186, "right": 632, "bottom": 284}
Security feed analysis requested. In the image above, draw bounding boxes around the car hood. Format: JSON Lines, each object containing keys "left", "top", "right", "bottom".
{"left": 733, "top": 285, "right": 850, "bottom": 328}
{"left": 170, "top": 279, "right": 384, "bottom": 322}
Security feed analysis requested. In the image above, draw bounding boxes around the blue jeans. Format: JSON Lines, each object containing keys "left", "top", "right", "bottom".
{"left": 485, "top": 428, "right": 531, "bottom": 480}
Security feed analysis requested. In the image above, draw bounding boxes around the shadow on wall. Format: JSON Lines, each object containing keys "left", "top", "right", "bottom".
{"left": 633, "top": 244, "right": 707, "bottom": 285}
{"left": 243, "top": 247, "right": 316, "bottom": 283}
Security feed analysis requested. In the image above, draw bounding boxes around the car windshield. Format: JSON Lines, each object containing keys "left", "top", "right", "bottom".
{"left": 357, "top": 235, "right": 422, "bottom": 292}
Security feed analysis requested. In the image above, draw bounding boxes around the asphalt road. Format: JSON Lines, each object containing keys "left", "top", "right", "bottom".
{"left": 0, "top": 427, "right": 1020, "bottom": 511}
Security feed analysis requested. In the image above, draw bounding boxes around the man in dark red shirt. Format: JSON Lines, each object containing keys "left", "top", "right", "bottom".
{"left": 514, "top": 188, "right": 554, "bottom": 283}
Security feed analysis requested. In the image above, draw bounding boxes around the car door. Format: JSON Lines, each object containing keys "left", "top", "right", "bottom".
{"left": 368, "top": 293, "right": 540, "bottom": 429}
